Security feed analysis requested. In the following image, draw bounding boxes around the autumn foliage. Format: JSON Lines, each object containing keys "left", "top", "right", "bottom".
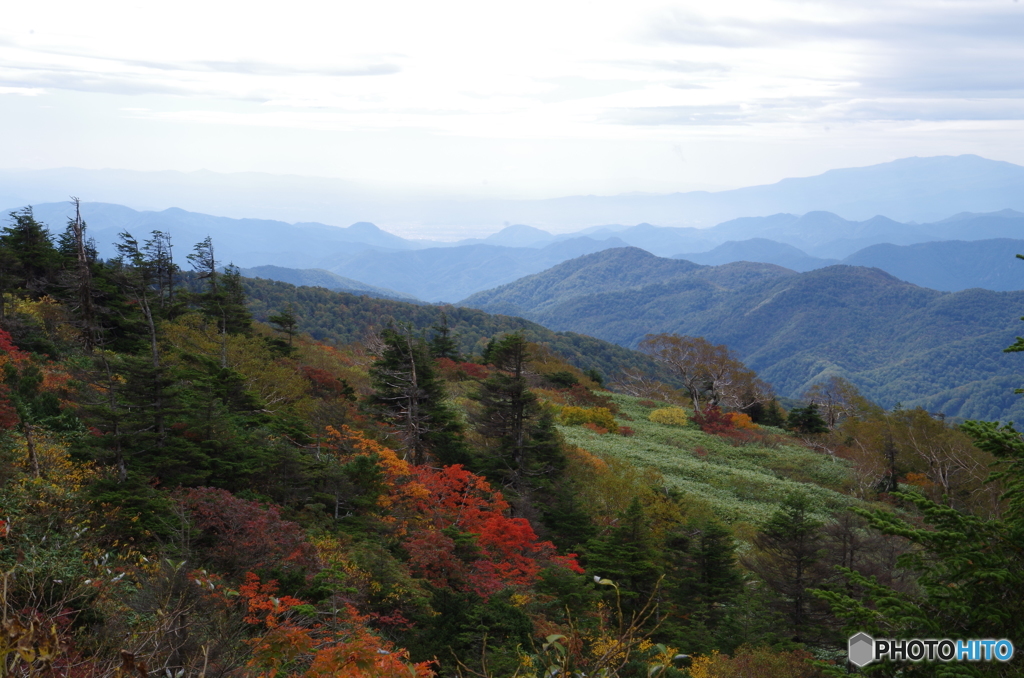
{"left": 404, "top": 463, "right": 583, "bottom": 597}
{"left": 239, "top": 573, "right": 436, "bottom": 678}
{"left": 323, "top": 426, "right": 583, "bottom": 599}
{"left": 175, "top": 487, "right": 320, "bottom": 576}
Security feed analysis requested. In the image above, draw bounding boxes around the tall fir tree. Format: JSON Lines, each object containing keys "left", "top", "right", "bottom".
{"left": 471, "top": 334, "right": 563, "bottom": 495}
{"left": 368, "top": 326, "right": 468, "bottom": 465}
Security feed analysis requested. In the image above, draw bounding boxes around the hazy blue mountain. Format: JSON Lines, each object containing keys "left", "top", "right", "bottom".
{"left": 674, "top": 238, "right": 837, "bottom": 272}
{"left": 926, "top": 209, "right": 1024, "bottom": 239}
{"left": 452, "top": 224, "right": 556, "bottom": 248}
{"left": 4, "top": 202, "right": 423, "bottom": 269}
{"left": 5, "top": 155, "right": 1024, "bottom": 232}
{"left": 237, "top": 265, "right": 418, "bottom": 301}
{"left": 554, "top": 223, "right": 717, "bottom": 258}
{"left": 459, "top": 248, "right": 1024, "bottom": 421}
{"left": 669, "top": 236, "right": 1024, "bottom": 291}
{"left": 842, "top": 239, "right": 1024, "bottom": 292}
{"left": 554, "top": 209, "right": 1024, "bottom": 261}
{"left": 703, "top": 211, "right": 937, "bottom": 258}
{"left": 325, "top": 236, "right": 630, "bottom": 302}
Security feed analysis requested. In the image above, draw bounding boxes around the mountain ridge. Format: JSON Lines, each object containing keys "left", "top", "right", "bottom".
{"left": 459, "top": 248, "right": 1024, "bottom": 421}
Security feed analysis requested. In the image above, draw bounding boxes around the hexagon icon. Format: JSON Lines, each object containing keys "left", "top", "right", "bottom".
{"left": 848, "top": 632, "right": 875, "bottom": 667}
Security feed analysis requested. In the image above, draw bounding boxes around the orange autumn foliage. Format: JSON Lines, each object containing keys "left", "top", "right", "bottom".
{"left": 240, "top": 573, "right": 435, "bottom": 678}
{"left": 724, "top": 411, "right": 758, "bottom": 430}
{"left": 323, "top": 426, "right": 583, "bottom": 598}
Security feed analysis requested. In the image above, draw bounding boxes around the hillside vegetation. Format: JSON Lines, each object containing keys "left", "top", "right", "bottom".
{"left": 240, "top": 276, "right": 667, "bottom": 381}
{"left": 1, "top": 208, "right": 1022, "bottom": 678}
{"left": 463, "top": 248, "right": 1024, "bottom": 421}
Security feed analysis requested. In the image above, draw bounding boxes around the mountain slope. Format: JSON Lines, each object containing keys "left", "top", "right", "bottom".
{"left": 674, "top": 238, "right": 836, "bottom": 272}
{"left": 459, "top": 248, "right": 703, "bottom": 316}
{"left": 460, "top": 248, "right": 1024, "bottom": 420}
{"left": 842, "top": 239, "right": 1024, "bottom": 292}
{"left": 326, "top": 237, "right": 629, "bottom": 302}
{"left": 240, "top": 277, "right": 666, "bottom": 382}
{"left": 237, "top": 265, "right": 418, "bottom": 301}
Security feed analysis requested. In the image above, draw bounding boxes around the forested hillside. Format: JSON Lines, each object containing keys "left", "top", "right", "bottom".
{"left": 240, "top": 276, "right": 667, "bottom": 382}
{"left": 463, "top": 248, "right": 1024, "bottom": 421}
{"left": 2, "top": 207, "right": 1023, "bottom": 678}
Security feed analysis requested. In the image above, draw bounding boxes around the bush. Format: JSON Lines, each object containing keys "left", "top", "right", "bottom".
{"left": 693, "top": 406, "right": 733, "bottom": 434}
{"left": 725, "top": 411, "right": 757, "bottom": 430}
{"left": 689, "top": 646, "right": 823, "bottom": 678}
{"left": 174, "top": 487, "right": 319, "bottom": 576}
{"left": 648, "top": 407, "right": 689, "bottom": 427}
{"left": 559, "top": 406, "right": 619, "bottom": 434}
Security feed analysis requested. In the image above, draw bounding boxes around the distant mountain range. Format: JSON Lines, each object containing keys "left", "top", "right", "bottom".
{"left": 8, "top": 200, "right": 1024, "bottom": 301}
{"left": 237, "top": 265, "right": 417, "bottom": 301}
{"left": 4, "top": 154, "right": 1024, "bottom": 231}
{"left": 461, "top": 248, "right": 1024, "bottom": 422}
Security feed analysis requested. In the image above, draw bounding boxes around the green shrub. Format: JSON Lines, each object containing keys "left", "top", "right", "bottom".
{"left": 648, "top": 407, "right": 689, "bottom": 427}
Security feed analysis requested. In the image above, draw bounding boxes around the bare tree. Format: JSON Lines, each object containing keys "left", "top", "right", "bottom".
{"left": 803, "top": 376, "right": 862, "bottom": 429}
{"left": 638, "top": 333, "right": 771, "bottom": 414}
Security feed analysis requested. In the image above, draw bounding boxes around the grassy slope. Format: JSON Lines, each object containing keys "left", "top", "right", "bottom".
{"left": 557, "top": 393, "right": 863, "bottom": 529}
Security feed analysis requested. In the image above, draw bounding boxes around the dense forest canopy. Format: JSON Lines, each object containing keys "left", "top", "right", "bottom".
{"left": 0, "top": 207, "right": 1022, "bottom": 678}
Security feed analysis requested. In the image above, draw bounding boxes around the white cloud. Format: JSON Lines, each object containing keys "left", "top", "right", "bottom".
{"left": 1, "top": 0, "right": 1023, "bottom": 196}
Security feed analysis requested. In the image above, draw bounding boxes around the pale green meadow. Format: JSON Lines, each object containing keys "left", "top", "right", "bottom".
{"left": 556, "top": 393, "right": 861, "bottom": 527}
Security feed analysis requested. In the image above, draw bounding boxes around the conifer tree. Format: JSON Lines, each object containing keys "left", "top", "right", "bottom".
{"left": 268, "top": 306, "right": 298, "bottom": 347}
{"left": 428, "top": 311, "right": 460, "bottom": 360}
{"left": 368, "top": 326, "right": 468, "bottom": 465}
{"left": 584, "top": 498, "right": 661, "bottom": 605}
{"left": 786, "top": 403, "right": 829, "bottom": 434}
{"left": 472, "top": 333, "right": 562, "bottom": 494}
{"left": 1, "top": 207, "right": 63, "bottom": 303}
{"left": 744, "top": 493, "right": 828, "bottom": 643}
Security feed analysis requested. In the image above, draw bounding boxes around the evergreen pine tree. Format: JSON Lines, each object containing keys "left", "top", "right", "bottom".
{"left": 583, "top": 497, "right": 661, "bottom": 607}
{"left": 368, "top": 326, "right": 468, "bottom": 465}
{"left": 471, "top": 333, "right": 563, "bottom": 494}
{"left": 1, "top": 207, "right": 63, "bottom": 302}
{"left": 428, "top": 311, "right": 460, "bottom": 360}
{"left": 744, "top": 492, "right": 828, "bottom": 643}
{"left": 786, "top": 403, "right": 828, "bottom": 434}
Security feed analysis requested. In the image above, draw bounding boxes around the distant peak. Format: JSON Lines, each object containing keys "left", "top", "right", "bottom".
{"left": 348, "top": 221, "right": 381, "bottom": 232}
{"left": 492, "top": 223, "right": 550, "bottom": 236}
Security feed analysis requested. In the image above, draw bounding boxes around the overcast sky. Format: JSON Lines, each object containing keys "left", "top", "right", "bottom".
{"left": 2, "top": 0, "right": 1023, "bottom": 199}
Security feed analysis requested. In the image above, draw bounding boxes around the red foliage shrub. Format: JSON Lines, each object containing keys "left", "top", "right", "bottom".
{"left": 459, "top": 361, "right": 490, "bottom": 380}
{"left": 582, "top": 422, "right": 609, "bottom": 435}
{"left": 618, "top": 426, "right": 635, "bottom": 437}
{"left": 693, "top": 406, "right": 734, "bottom": 435}
{"left": 562, "top": 384, "right": 619, "bottom": 413}
{"left": 638, "top": 399, "right": 659, "bottom": 408}
{"left": 435, "top": 358, "right": 490, "bottom": 381}
{"left": 174, "top": 487, "right": 319, "bottom": 576}
{"left": 0, "top": 327, "right": 28, "bottom": 363}
{"left": 693, "top": 446, "right": 709, "bottom": 458}
{"left": 301, "top": 365, "right": 354, "bottom": 398}
{"left": 404, "top": 464, "right": 582, "bottom": 598}
{"left": 0, "top": 385, "right": 19, "bottom": 430}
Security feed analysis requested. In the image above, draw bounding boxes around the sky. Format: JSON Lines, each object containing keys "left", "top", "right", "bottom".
{"left": 2, "top": 0, "right": 1024, "bottom": 200}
